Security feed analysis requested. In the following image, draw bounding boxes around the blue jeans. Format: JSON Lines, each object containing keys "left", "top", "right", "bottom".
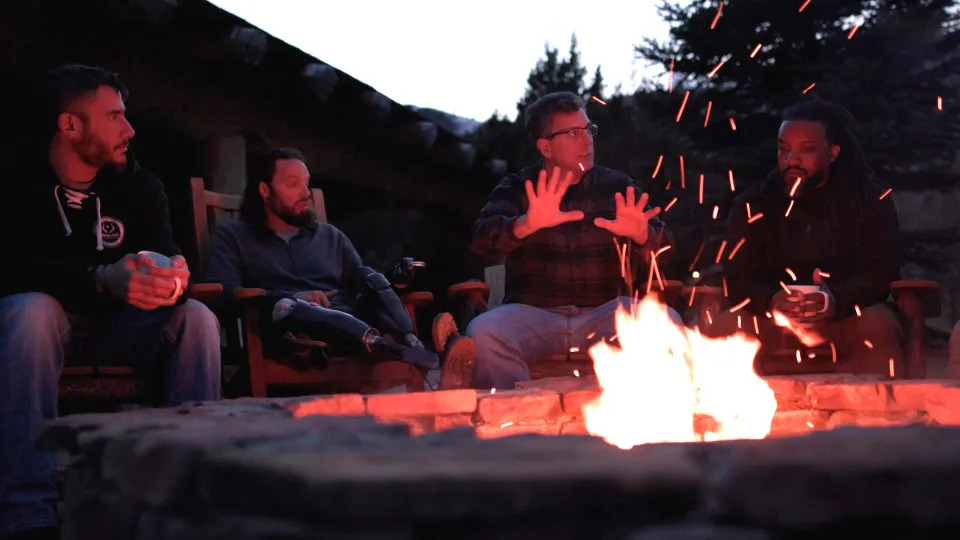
{"left": 0, "top": 293, "right": 221, "bottom": 537}
{"left": 466, "top": 297, "right": 683, "bottom": 389}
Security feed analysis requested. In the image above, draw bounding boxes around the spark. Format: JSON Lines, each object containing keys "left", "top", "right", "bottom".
{"left": 815, "top": 270, "right": 831, "bottom": 279}
{"left": 749, "top": 43, "right": 763, "bottom": 58}
{"left": 712, "top": 205, "right": 719, "bottom": 219}
{"left": 500, "top": 421, "right": 514, "bottom": 428}
{"left": 668, "top": 58, "right": 675, "bottom": 93}
{"left": 688, "top": 286, "right": 697, "bottom": 306}
{"left": 779, "top": 281, "right": 792, "bottom": 294}
{"left": 676, "top": 90, "right": 691, "bottom": 122}
{"left": 491, "top": 388, "right": 496, "bottom": 394}
{"left": 879, "top": 188, "right": 892, "bottom": 200}
{"left": 808, "top": 352, "right": 816, "bottom": 359}
{"left": 652, "top": 154, "right": 664, "bottom": 178}
{"left": 728, "top": 237, "right": 746, "bottom": 260}
{"left": 798, "top": 0, "right": 812, "bottom": 12}
{"left": 573, "top": 369, "right": 580, "bottom": 377}
{"left": 729, "top": 298, "right": 750, "bottom": 313}
{"left": 704, "top": 100, "right": 713, "bottom": 127}
{"left": 569, "top": 346, "right": 580, "bottom": 353}
{"left": 699, "top": 174, "right": 705, "bottom": 204}
{"left": 715, "top": 240, "right": 727, "bottom": 263}
{"left": 747, "top": 212, "right": 764, "bottom": 224}
{"left": 710, "top": 1, "right": 724, "bottom": 29}
{"left": 830, "top": 342, "right": 837, "bottom": 363}
{"left": 806, "top": 421, "right": 814, "bottom": 428}
{"left": 785, "top": 200, "right": 795, "bottom": 217}
{"left": 705, "top": 310, "right": 713, "bottom": 325}
{"left": 679, "top": 155, "right": 686, "bottom": 188}
{"left": 889, "top": 358, "right": 895, "bottom": 378}
{"left": 591, "top": 96, "right": 607, "bottom": 105}
{"left": 578, "top": 162, "right": 585, "bottom": 171}
{"left": 938, "top": 96, "right": 943, "bottom": 111}
{"left": 746, "top": 202, "right": 752, "bottom": 219}
{"left": 855, "top": 305, "right": 862, "bottom": 317}
{"left": 803, "top": 82, "right": 816, "bottom": 94}
{"left": 586, "top": 332, "right": 596, "bottom": 339}
{"left": 789, "top": 177, "right": 803, "bottom": 197}
{"left": 655, "top": 245, "right": 673, "bottom": 257}
{"left": 847, "top": 19, "right": 862, "bottom": 40}
{"left": 708, "top": 59, "right": 726, "bottom": 78}
{"left": 796, "top": 349, "right": 802, "bottom": 363}
{"left": 664, "top": 196, "right": 679, "bottom": 212}
{"left": 864, "top": 340, "right": 874, "bottom": 349}
{"left": 728, "top": 170, "right": 736, "bottom": 191}
{"left": 729, "top": 117, "right": 738, "bottom": 130}
{"left": 722, "top": 276, "right": 729, "bottom": 297}
{"left": 753, "top": 316, "right": 760, "bottom": 334}
{"left": 785, "top": 268, "right": 797, "bottom": 281}
{"left": 665, "top": 179, "right": 672, "bottom": 190}
{"left": 688, "top": 241, "right": 705, "bottom": 272}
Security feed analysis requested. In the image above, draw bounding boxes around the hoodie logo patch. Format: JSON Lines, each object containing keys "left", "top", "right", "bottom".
{"left": 97, "top": 216, "right": 125, "bottom": 248}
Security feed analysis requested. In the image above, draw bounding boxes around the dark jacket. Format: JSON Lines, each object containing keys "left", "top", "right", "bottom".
{"left": 723, "top": 175, "right": 901, "bottom": 319}
{"left": 0, "top": 151, "right": 181, "bottom": 313}
{"left": 471, "top": 164, "right": 674, "bottom": 308}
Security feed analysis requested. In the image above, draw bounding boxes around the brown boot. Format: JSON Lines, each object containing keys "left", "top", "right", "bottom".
{"left": 438, "top": 335, "right": 476, "bottom": 390}
{"left": 432, "top": 312, "right": 459, "bottom": 354}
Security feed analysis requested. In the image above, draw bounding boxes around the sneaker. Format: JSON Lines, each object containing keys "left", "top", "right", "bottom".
{"left": 438, "top": 335, "right": 476, "bottom": 390}
{"left": 432, "top": 312, "right": 459, "bottom": 354}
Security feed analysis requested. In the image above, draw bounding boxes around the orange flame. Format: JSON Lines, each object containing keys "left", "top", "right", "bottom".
{"left": 583, "top": 297, "right": 777, "bottom": 448}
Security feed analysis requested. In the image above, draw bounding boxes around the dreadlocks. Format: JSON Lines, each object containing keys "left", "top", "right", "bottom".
{"left": 772, "top": 99, "right": 881, "bottom": 227}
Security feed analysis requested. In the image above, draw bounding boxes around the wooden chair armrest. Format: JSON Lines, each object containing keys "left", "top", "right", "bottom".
{"left": 447, "top": 281, "right": 491, "bottom": 303}
{"left": 890, "top": 280, "right": 942, "bottom": 318}
{"left": 234, "top": 287, "right": 267, "bottom": 301}
{"left": 187, "top": 282, "right": 223, "bottom": 303}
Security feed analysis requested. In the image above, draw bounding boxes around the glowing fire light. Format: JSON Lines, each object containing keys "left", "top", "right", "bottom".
{"left": 722, "top": 276, "right": 729, "bottom": 297}
{"left": 704, "top": 101, "right": 713, "bottom": 127}
{"left": 796, "top": 350, "right": 802, "bottom": 363}
{"left": 749, "top": 43, "right": 762, "bottom": 58}
{"left": 798, "top": 0, "right": 812, "bottom": 12}
{"left": 747, "top": 212, "right": 764, "bottom": 224}
{"left": 855, "top": 305, "right": 862, "bottom": 317}
{"left": 830, "top": 342, "right": 837, "bottom": 363}
{"left": 689, "top": 241, "right": 705, "bottom": 272}
{"left": 664, "top": 197, "right": 679, "bottom": 212}
{"left": 938, "top": 96, "right": 943, "bottom": 111}
{"left": 785, "top": 268, "right": 797, "bottom": 281}
{"left": 785, "top": 200, "right": 795, "bottom": 217}
{"left": 712, "top": 205, "right": 719, "bottom": 219}
{"left": 879, "top": 188, "right": 892, "bottom": 200}
{"left": 668, "top": 58, "right": 675, "bottom": 93}
{"left": 491, "top": 388, "right": 496, "bottom": 394}
{"left": 753, "top": 316, "right": 760, "bottom": 334}
{"left": 676, "top": 91, "right": 691, "bottom": 122}
{"left": 570, "top": 347, "right": 580, "bottom": 353}
{"left": 715, "top": 240, "right": 727, "bottom": 263}
{"left": 574, "top": 369, "right": 581, "bottom": 377}
{"left": 847, "top": 19, "right": 863, "bottom": 40}
{"left": 710, "top": 1, "right": 724, "bottom": 29}
{"left": 789, "top": 177, "right": 802, "bottom": 197}
{"left": 578, "top": 162, "right": 585, "bottom": 172}
{"left": 815, "top": 269, "right": 831, "bottom": 279}
{"left": 728, "top": 170, "right": 736, "bottom": 191}
{"left": 889, "top": 358, "right": 895, "bottom": 378}
{"left": 729, "top": 298, "right": 750, "bottom": 313}
{"left": 864, "top": 340, "right": 874, "bottom": 349}
{"left": 728, "top": 237, "right": 746, "bottom": 260}
{"left": 729, "top": 117, "right": 738, "bottom": 130}
{"left": 699, "top": 174, "right": 705, "bottom": 204}
{"left": 708, "top": 59, "right": 726, "bottom": 78}
{"left": 652, "top": 154, "right": 664, "bottom": 178}
{"left": 803, "top": 83, "right": 816, "bottom": 94}
{"left": 679, "top": 155, "right": 686, "bottom": 188}
{"left": 592, "top": 96, "right": 607, "bottom": 105}
{"left": 583, "top": 296, "right": 777, "bottom": 448}
{"left": 746, "top": 202, "right": 752, "bottom": 219}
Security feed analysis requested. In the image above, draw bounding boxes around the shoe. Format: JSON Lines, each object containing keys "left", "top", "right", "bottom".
{"left": 431, "top": 312, "right": 459, "bottom": 354}
{"left": 438, "top": 335, "right": 476, "bottom": 390}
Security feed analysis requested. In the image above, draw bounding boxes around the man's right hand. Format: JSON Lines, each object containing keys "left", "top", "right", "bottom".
{"left": 294, "top": 290, "right": 339, "bottom": 308}
{"left": 100, "top": 253, "right": 182, "bottom": 310}
{"left": 513, "top": 167, "right": 585, "bottom": 239}
{"left": 769, "top": 290, "right": 804, "bottom": 319}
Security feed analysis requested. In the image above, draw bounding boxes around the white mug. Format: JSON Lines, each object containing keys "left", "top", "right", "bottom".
{"left": 787, "top": 284, "right": 830, "bottom": 315}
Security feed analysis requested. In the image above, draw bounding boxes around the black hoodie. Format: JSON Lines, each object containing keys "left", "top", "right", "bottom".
{"left": 1, "top": 151, "right": 182, "bottom": 314}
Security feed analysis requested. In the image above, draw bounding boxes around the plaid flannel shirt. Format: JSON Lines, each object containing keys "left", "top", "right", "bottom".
{"left": 471, "top": 165, "right": 674, "bottom": 309}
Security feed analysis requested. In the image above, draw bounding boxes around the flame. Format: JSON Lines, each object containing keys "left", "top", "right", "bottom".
{"left": 583, "top": 296, "right": 777, "bottom": 449}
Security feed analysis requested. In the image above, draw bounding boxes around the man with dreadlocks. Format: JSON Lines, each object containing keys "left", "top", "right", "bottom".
{"left": 713, "top": 99, "right": 902, "bottom": 377}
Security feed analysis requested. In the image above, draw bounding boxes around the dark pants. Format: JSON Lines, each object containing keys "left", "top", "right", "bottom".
{"left": 704, "top": 303, "right": 903, "bottom": 377}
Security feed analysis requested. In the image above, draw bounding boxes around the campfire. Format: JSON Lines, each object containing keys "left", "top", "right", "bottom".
{"left": 583, "top": 295, "right": 778, "bottom": 449}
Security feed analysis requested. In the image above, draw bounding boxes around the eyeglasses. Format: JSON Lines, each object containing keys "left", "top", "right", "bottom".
{"left": 542, "top": 123, "right": 599, "bottom": 140}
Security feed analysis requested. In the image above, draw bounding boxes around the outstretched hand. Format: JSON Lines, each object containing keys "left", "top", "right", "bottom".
{"left": 515, "top": 167, "right": 584, "bottom": 238}
{"left": 593, "top": 186, "right": 661, "bottom": 244}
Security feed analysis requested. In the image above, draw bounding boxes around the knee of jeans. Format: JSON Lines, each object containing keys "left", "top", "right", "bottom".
{"left": 176, "top": 299, "right": 220, "bottom": 334}
{"left": 0, "top": 292, "right": 68, "bottom": 337}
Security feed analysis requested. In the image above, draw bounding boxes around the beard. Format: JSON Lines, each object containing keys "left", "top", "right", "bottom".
{"left": 268, "top": 196, "right": 318, "bottom": 228}
{"left": 780, "top": 167, "right": 827, "bottom": 198}
{"left": 75, "top": 131, "right": 127, "bottom": 171}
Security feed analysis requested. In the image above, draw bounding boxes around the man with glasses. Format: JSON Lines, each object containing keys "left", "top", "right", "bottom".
{"left": 466, "top": 91, "right": 676, "bottom": 389}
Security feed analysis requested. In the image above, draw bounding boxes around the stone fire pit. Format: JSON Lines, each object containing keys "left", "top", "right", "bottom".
{"left": 41, "top": 375, "right": 960, "bottom": 539}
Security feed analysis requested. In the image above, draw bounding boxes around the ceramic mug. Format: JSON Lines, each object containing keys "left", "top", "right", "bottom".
{"left": 137, "top": 251, "right": 181, "bottom": 300}
{"left": 787, "top": 284, "right": 830, "bottom": 315}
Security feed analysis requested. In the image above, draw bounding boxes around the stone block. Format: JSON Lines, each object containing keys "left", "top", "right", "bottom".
{"left": 281, "top": 394, "right": 366, "bottom": 418}
{"left": 365, "top": 389, "right": 477, "bottom": 418}
{"left": 807, "top": 381, "right": 889, "bottom": 411}
{"left": 475, "top": 421, "right": 562, "bottom": 439}
{"left": 769, "top": 410, "right": 829, "bottom": 436}
{"left": 561, "top": 390, "right": 602, "bottom": 419}
{"left": 515, "top": 375, "right": 599, "bottom": 393}
{"left": 825, "top": 410, "right": 928, "bottom": 429}
{"left": 926, "top": 384, "right": 960, "bottom": 425}
{"left": 560, "top": 421, "right": 589, "bottom": 436}
{"left": 434, "top": 413, "right": 475, "bottom": 433}
{"left": 886, "top": 380, "right": 956, "bottom": 412}
{"left": 477, "top": 388, "right": 563, "bottom": 425}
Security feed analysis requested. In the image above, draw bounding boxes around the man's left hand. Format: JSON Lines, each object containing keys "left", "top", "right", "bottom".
{"left": 594, "top": 187, "right": 661, "bottom": 245}
{"left": 140, "top": 254, "right": 191, "bottom": 304}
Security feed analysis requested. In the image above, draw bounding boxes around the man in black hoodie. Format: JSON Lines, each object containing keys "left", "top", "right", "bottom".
{"left": 709, "top": 99, "right": 902, "bottom": 378}
{"left": 0, "top": 65, "right": 221, "bottom": 539}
